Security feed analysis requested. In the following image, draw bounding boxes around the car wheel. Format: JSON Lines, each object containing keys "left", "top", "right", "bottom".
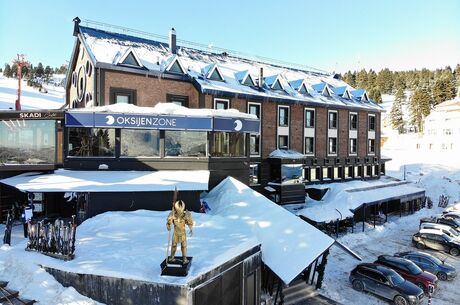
{"left": 394, "top": 295, "right": 408, "bottom": 305}
{"left": 437, "top": 271, "right": 448, "bottom": 281}
{"left": 352, "top": 279, "right": 364, "bottom": 292}
{"left": 450, "top": 247, "right": 460, "bottom": 256}
{"left": 416, "top": 242, "right": 425, "bottom": 249}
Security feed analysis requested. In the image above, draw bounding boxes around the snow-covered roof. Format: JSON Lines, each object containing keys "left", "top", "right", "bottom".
{"left": 77, "top": 26, "right": 383, "bottom": 112}
{"left": 268, "top": 149, "right": 306, "bottom": 159}
{"left": 434, "top": 98, "right": 460, "bottom": 112}
{"left": 289, "top": 177, "right": 425, "bottom": 223}
{"left": 203, "top": 177, "right": 335, "bottom": 284}
{"left": 0, "top": 169, "right": 209, "bottom": 192}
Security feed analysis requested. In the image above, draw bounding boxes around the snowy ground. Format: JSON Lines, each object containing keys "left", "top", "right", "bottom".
{"left": 320, "top": 134, "right": 460, "bottom": 305}
{"left": 0, "top": 73, "right": 65, "bottom": 110}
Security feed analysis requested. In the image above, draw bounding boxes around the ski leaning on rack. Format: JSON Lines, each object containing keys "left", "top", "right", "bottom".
{"left": 2, "top": 211, "right": 13, "bottom": 246}
{"left": 0, "top": 280, "right": 36, "bottom": 305}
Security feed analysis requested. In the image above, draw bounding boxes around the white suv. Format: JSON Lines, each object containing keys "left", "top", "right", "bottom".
{"left": 420, "top": 223, "right": 460, "bottom": 241}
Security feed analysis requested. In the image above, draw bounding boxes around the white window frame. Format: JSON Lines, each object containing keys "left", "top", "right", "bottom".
{"left": 214, "top": 98, "right": 230, "bottom": 110}
{"left": 248, "top": 102, "right": 261, "bottom": 157}
{"left": 304, "top": 137, "right": 315, "bottom": 155}
{"left": 328, "top": 137, "right": 337, "bottom": 156}
{"left": 278, "top": 135, "right": 289, "bottom": 150}
{"left": 247, "top": 102, "right": 261, "bottom": 119}
{"left": 350, "top": 138, "right": 357, "bottom": 156}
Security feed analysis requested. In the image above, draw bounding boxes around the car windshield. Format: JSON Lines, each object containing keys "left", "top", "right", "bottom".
{"left": 407, "top": 262, "right": 423, "bottom": 275}
{"left": 450, "top": 229, "right": 460, "bottom": 237}
{"left": 443, "top": 234, "right": 453, "bottom": 242}
{"left": 389, "top": 270, "right": 405, "bottom": 285}
{"left": 425, "top": 254, "right": 442, "bottom": 265}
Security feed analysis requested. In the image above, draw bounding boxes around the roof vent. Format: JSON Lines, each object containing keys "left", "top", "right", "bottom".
{"left": 169, "top": 28, "right": 177, "bottom": 54}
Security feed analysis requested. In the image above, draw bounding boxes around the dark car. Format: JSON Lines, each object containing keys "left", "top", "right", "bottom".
{"left": 395, "top": 251, "right": 457, "bottom": 281}
{"left": 420, "top": 216, "right": 460, "bottom": 232}
{"left": 349, "top": 263, "right": 424, "bottom": 305}
{"left": 413, "top": 228, "right": 460, "bottom": 256}
{"left": 374, "top": 255, "right": 437, "bottom": 293}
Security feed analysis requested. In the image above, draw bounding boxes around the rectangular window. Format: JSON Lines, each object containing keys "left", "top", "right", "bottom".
{"left": 248, "top": 103, "right": 261, "bottom": 118}
{"left": 211, "top": 132, "right": 246, "bottom": 157}
{"left": 305, "top": 110, "right": 315, "bottom": 128}
{"left": 166, "top": 94, "right": 189, "bottom": 107}
{"left": 305, "top": 137, "right": 314, "bottom": 154}
{"left": 328, "top": 111, "right": 337, "bottom": 129}
{"left": 278, "top": 106, "right": 289, "bottom": 127}
{"left": 328, "top": 137, "right": 337, "bottom": 154}
{"left": 110, "top": 88, "right": 136, "bottom": 105}
{"left": 350, "top": 138, "right": 357, "bottom": 154}
{"left": 249, "top": 164, "right": 260, "bottom": 186}
{"left": 68, "top": 128, "right": 115, "bottom": 157}
{"left": 368, "top": 139, "right": 375, "bottom": 154}
{"left": 368, "top": 115, "right": 376, "bottom": 131}
{"left": 349, "top": 113, "right": 357, "bottom": 130}
{"left": 116, "top": 94, "right": 130, "bottom": 104}
{"left": 310, "top": 168, "right": 319, "bottom": 181}
{"left": 278, "top": 135, "right": 288, "bottom": 149}
{"left": 214, "top": 98, "right": 229, "bottom": 110}
{"left": 165, "top": 131, "right": 207, "bottom": 157}
{"left": 0, "top": 120, "right": 56, "bottom": 165}
{"left": 250, "top": 134, "right": 260, "bottom": 156}
{"left": 120, "top": 129, "right": 160, "bottom": 157}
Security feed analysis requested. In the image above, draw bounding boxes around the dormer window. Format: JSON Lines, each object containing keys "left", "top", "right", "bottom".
{"left": 272, "top": 79, "right": 283, "bottom": 90}
{"left": 362, "top": 92, "right": 369, "bottom": 102}
{"left": 235, "top": 70, "right": 255, "bottom": 86}
{"left": 323, "top": 86, "right": 331, "bottom": 97}
{"left": 312, "top": 82, "right": 331, "bottom": 97}
{"left": 203, "top": 64, "right": 225, "bottom": 82}
{"left": 299, "top": 84, "right": 308, "bottom": 94}
{"left": 343, "top": 89, "right": 351, "bottom": 99}
{"left": 117, "top": 48, "right": 143, "bottom": 68}
{"left": 265, "top": 75, "right": 284, "bottom": 91}
{"left": 289, "top": 79, "right": 310, "bottom": 95}
{"left": 164, "top": 55, "right": 185, "bottom": 74}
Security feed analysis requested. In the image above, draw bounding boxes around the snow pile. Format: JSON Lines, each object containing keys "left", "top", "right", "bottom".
{"left": 70, "top": 102, "right": 257, "bottom": 119}
{"left": 291, "top": 177, "right": 424, "bottom": 223}
{"left": 268, "top": 149, "right": 305, "bottom": 159}
{"left": 0, "top": 169, "right": 210, "bottom": 192}
{"left": 204, "top": 177, "right": 335, "bottom": 284}
{"left": 2, "top": 210, "right": 259, "bottom": 287}
{"left": 0, "top": 73, "right": 65, "bottom": 110}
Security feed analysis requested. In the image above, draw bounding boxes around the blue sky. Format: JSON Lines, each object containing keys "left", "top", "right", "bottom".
{"left": 1, "top": 0, "right": 459, "bottom": 73}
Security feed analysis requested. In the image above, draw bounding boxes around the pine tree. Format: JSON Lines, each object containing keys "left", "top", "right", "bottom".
{"left": 3, "top": 64, "right": 11, "bottom": 77}
{"left": 0, "top": 67, "right": 2, "bottom": 73}
{"left": 356, "top": 69, "right": 368, "bottom": 89}
{"left": 36, "top": 62, "right": 44, "bottom": 77}
{"left": 11, "top": 63, "right": 17, "bottom": 78}
{"left": 390, "top": 88, "right": 405, "bottom": 133}
{"left": 44, "top": 65, "right": 52, "bottom": 77}
{"left": 409, "top": 88, "right": 431, "bottom": 132}
{"left": 368, "top": 87, "right": 382, "bottom": 103}
{"left": 342, "top": 71, "right": 356, "bottom": 87}
{"left": 377, "top": 68, "right": 393, "bottom": 94}
{"left": 454, "top": 64, "right": 460, "bottom": 88}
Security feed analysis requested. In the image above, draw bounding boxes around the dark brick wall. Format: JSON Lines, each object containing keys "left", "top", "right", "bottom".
{"left": 261, "top": 101, "right": 277, "bottom": 158}
{"left": 338, "top": 109, "right": 349, "bottom": 158}
{"left": 291, "top": 104, "right": 304, "bottom": 153}
{"left": 358, "top": 111, "right": 368, "bottom": 158}
{"left": 315, "top": 107, "right": 327, "bottom": 159}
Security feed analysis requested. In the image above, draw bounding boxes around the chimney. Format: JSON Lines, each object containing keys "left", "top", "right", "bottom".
{"left": 258, "top": 67, "right": 264, "bottom": 88}
{"left": 169, "top": 28, "right": 177, "bottom": 54}
{"left": 72, "top": 17, "right": 81, "bottom": 37}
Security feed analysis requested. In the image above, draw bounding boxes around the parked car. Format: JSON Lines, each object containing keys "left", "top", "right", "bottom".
{"left": 349, "top": 263, "right": 424, "bottom": 305}
{"left": 413, "top": 228, "right": 460, "bottom": 256}
{"left": 374, "top": 255, "right": 437, "bottom": 293}
{"left": 420, "top": 216, "right": 460, "bottom": 232}
{"left": 444, "top": 202, "right": 460, "bottom": 213}
{"left": 420, "top": 222, "right": 460, "bottom": 240}
{"left": 442, "top": 212, "right": 460, "bottom": 220}
{"left": 395, "top": 251, "right": 457, "bottom": 281}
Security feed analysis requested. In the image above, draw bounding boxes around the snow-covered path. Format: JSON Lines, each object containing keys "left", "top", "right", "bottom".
{"left": 320, "top": 138, "right": 460, "bottom": 305}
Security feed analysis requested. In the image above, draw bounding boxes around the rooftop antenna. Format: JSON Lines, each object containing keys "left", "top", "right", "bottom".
{"left": 13, "top": 54, "right": 30, "bottom": 111}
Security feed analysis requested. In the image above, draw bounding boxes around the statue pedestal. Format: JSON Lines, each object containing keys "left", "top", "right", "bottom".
{"left": 160, "top": 256, "right": 193, "bottom": 276}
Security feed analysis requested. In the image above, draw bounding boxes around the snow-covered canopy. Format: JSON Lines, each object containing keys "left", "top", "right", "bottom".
{"left": 203, "top": 177, "right": 335, "bottom": 284}
{"left": 77, "top": 26, "right": 383, "bottom": 111}
{"left": 289, "top": 177, "right": 425, "bottom": 223}
{"left": 268, "top": 149, "right": 306, "bottom": 159}
{"left": 0, "top": 169, "right": 209, "bottom": 193}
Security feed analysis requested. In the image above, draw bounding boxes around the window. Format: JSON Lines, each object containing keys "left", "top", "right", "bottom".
{"left": 249, "top": 164, "right": 260, "bottom": 185}
{"left": 120, "top": 129, "right": 160, "bottom": 157}
{"left": 350, "top": 113, "right": 357, "bottom": 130}
{"left": 68, "top": 128, "right": 115, "bottom": 157}
{"left": 350, "top": 138, "right": 357, "bottom": 154}
{"left": 368, "top": 139, "right": 375, "bottom": 154}
{"left": 167, "top": 60, "right": 184, "bottom": 74}
{"left": 250, "top": 135, "right": 260, "bottom": 156}
{"left": 214, "top": 98, "right": 229, "bottom": 110}
{"left": 121, "top": 52, "right": 140, "bottom": 67}
{"left": 243, "top": 75, "right": 255, "bottom": 87}
{"left": 278, "top": 135, "right": 288, "bottom": 149}
{"left": 278, "top": 106, "right": 289, "bottom": 127}
{"left": 305, "top": 137, "right": 314, "bottom": 154}
{"left": 0, "top": 120, "right": 56, "bottom": 165}
{"left": 368, "top": 115, "right": 376, "bottom": 131}
{"left": 208, "top": 68, "right": 224, "bottom": 81}
{"left": 328, "top": 111, "right": 337, "bottom": 129}
{"left": 272, "top": 79, "right": 283, "bottom": 91}
{"left": 165, "top": 131, "right": 207, "bottom": 157}
{"left": 305, "top": 110, "right": 315, "bottom": 128}
{"left": 166, "top": 94, "right": 189, "bottom": 107}
{"left": 211, "top": 132, "right": 246, "bottom": 157}
{"left": 248, "top": 103, "right": 261, "bottom": 118}
{"left": 329, "top": 137, "right": 337, "bottom": 154}
{"left": 110, "top": 88, "right": 136, "bottom": 105}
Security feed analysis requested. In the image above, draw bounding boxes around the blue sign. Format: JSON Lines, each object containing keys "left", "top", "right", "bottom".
{"left": 213, "top": 117, "right": 260, "bottom": 133}
{"left": 65, "top": 112, "right": 212, "bottom": 131}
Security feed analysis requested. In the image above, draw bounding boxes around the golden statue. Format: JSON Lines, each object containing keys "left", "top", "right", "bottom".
{"left": 166, "top": 200, "right": 193, "bottom": 264}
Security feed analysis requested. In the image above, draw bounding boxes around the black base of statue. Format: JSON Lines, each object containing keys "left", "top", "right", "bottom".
{"left": 160, "top": 256, "right": 192, "bottom": 276}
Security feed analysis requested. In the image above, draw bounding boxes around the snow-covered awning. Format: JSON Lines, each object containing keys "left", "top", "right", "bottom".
{"left": 268, "top": 149, "right": 305, "bottom": 159}
{"left": 204, "top": 177, "right": 335, "bottom": 285}
{"left": 0, "top": 169, "right": 209, "bottom": 193}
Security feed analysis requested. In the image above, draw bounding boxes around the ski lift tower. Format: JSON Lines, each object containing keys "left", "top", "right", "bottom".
{"left": 13, "top": 54, "right": 30, "bottom": 111}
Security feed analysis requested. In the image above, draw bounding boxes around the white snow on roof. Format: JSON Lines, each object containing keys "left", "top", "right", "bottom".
{"left": 289, "top": 177, "right": 425, "bottom": 223}
{"left": 203, "top": 177, "right": 335, "bottom": 284}
{"left": 268, "top": 149, "right": 305, "bottom": 159}
{"left": 0, "top": 169, "right": 209, "bottom": 192}
{"left": 70, "top": 102, "right": 257, "bottom": 119}
{"left": 79, "top": 26, "right": 382, "bottom": 111}
{"left": 0, "top": 74, "right": 65, "bottom": 110}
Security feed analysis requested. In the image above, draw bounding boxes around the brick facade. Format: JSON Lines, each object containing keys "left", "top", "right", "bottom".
{"left": 290, "top": 104, "right": 304, "bottom": 154}
{"left": 358, "top": 112, "right": 368, "bottom": 158}
{"left": 338, "top": 109, "right": 349, "bottom": 158}
{"left": 315, "top": 108, "right": 327, "bottom": 159}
